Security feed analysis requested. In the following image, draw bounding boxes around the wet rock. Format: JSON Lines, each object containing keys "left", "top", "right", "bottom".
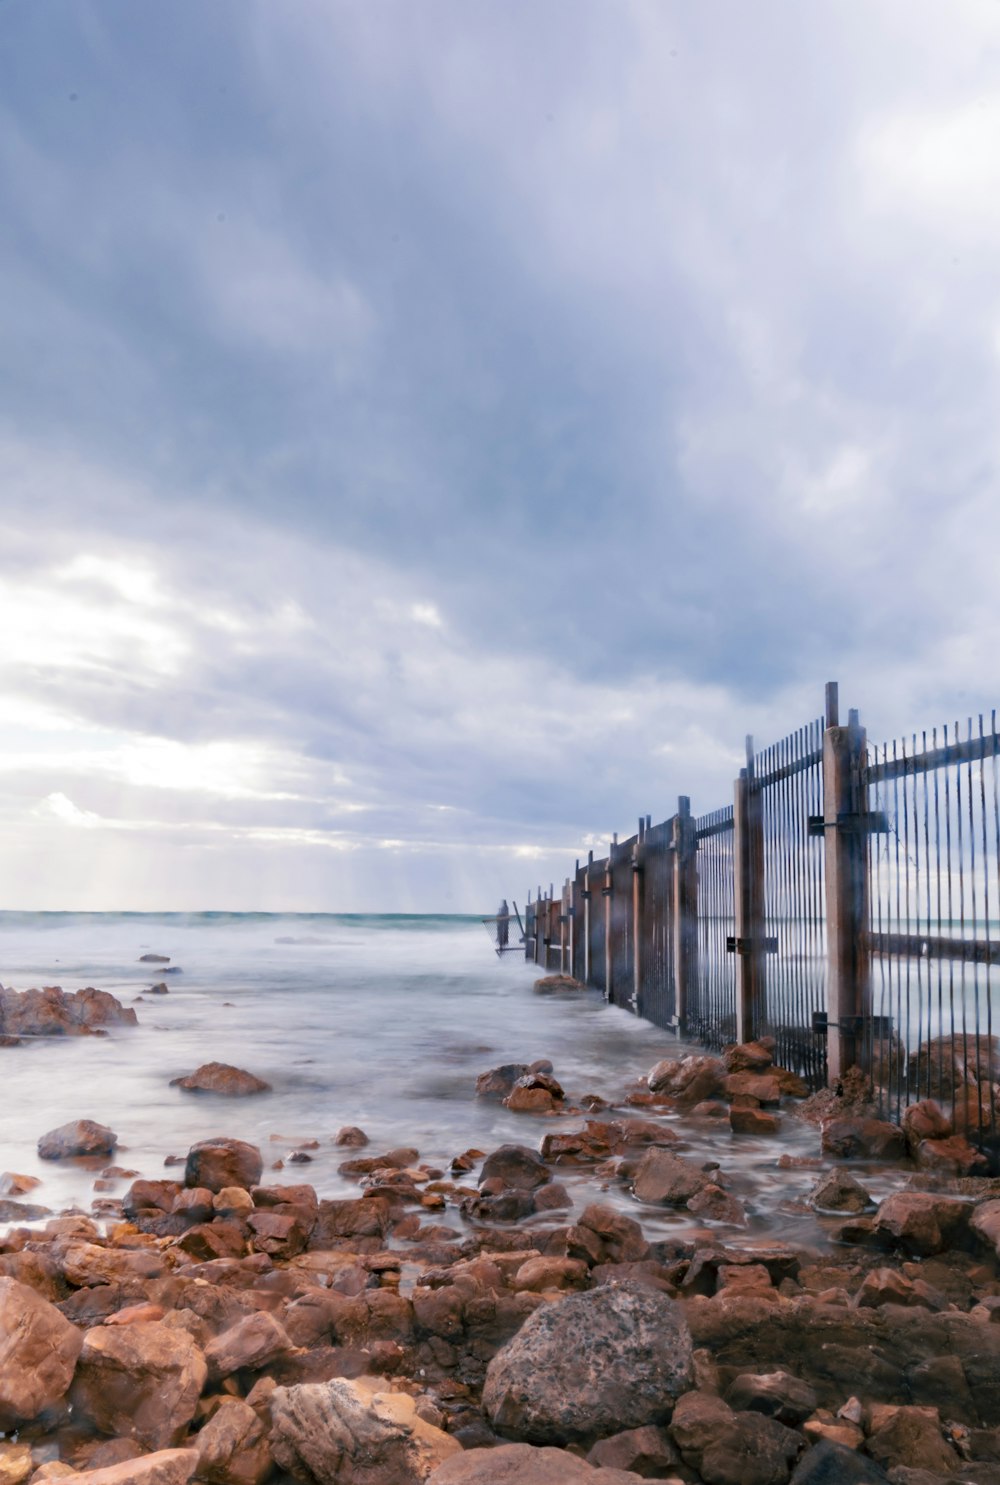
{"left": 971, "top": 1199, "right": 1000, "bottom": 1258}
{"left": 724, "top": 1072, "right": 783, "bottom": 1105}
{"left": 901, "top": 1100, "right": 952, "bottom": 1148}
{"left": 184, "top": 1138, "right": 263, "bottom": 1192}
{"left": 670, "top": 1390, "right": 803, "bottom": 1484}
{"left": 914, "top": 1134, "right": 987, "bottom": 1175}
{"left": 0, "top": 1442, "right": 32, "bottom": 1485}
{"left": 170, "top": 1064, "right": 272, "bottom": 1097}
{"left": 585, "top": 1423, "right": 683, "bottom": 1477}
{"left": 856, "top": 1269, "right": 946, "bottom": 1311}
{"left": 149, "top": 982, "right": 170, "bottom": 994}
{"left": 576, "top": 1203, "right": 649, "bottom": 1263}
{"left": 821, "top": 1118, "right": 907, "bottom": 1161}
{"left": 726, "top": 1372, "right": 819, "bottom": 1424}
{"left": 686, "top": 1186, "right": 748, "bottom": 1225}
{"left": 124, "top": 1179, "right": 181, "bottom": 1219}
{"left": 57, "top": 1239, "right": 166, "bottom": 1287}
{"left": 482, "top": 1280, "right": 693, "bottom": 1444}
{"left": 504, "top": 1079, "right": 563, "bottom": 1114}
{"left": 38, "top": 1119, "right": 117, "bottom": 1160}
{"left": 194, "top": 1398, "right": 272, "bottom": 1485}
{"left": 872, "top": 1193, "right": 970, "bottom": 1256}
{"left": 631, "top": 1147, "right": 712, "bottom": 1205}
{"left": 0, "top": 1198, "right": 50, "bottom": 1221}
{"left": 310, "top": 1197, "right": 394, "bottom": 1244}
{"left": 475, "top": 1064, "right": 528, "bottom": 1098}
{"left": 205, "top": 1311, "right": 293, "bottom": 1380}
{"left": 270, "top": 1375, "right": 461, "bottom": 1483}
{"left": 533, "top": 1181, "right": 571, "bottom": 1210}
{"left": 647, "top": 1054, "right": 725, "bottom": 1105}
{"left": 730, "top": 1107, "right": 780, "bottom": 1136}
{"left": 865, "top": 1407, "right": 961, "bottom": 1476}
{"left": 909, "top": 1035, "right": 1000, "bottom": 1098}
{"left": 72, "top": 1451, "right": 200, "bottom": 1485}
{"left": 479, "top": 1144, "right": 550, "bottom": 1190}
{"left": 512, "top": 1255, "right": 589, "bottom": 1292}
{"left": 533, "top": 975, "right": 585, "bottom": 990}
{"left": 788, "top": 1440, "right": 891, "bottom": 1483}
{"left": 0, "top": 985, "right": 137, "bottom": 1038}
{"left": 334, "top": 1126, "right": 369, "bottom": 1147}
{"left": 0, "top": 1277, "right": 83, "bottom": 1428}
{"left": 724, "top": 1040, "right": 775, "bottom": 1073}
{"left": 140, "top": 954, "right": 170, "bottom": 962}
{"left": 0, "top": 1171, "right": 40, "bottom": 1195}
{"left": 809, "top": 1170, "right": 873, "bottom": 1214}
{"left": 70, "top": 1321, "right": 207, "bottom": 1450}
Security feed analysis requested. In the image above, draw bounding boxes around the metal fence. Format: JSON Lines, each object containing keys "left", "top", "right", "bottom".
{"left": 521, "top": 686, "right": 1000, "bottom": 1133}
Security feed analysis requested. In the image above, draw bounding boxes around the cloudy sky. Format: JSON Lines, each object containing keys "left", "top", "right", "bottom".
{"left": 1, "top": 1, "right": 998, "bottom": 912}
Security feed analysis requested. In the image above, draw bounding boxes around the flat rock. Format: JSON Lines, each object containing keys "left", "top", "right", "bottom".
{"left": 0, "top": 1277, "right": 83, "bottom": 1428}
{"left": 482, "top": 1280, "right": 693, "bottom": 1444}
{"left": 171, "top": 1063, "right": 272, "bottom": 1097}
{"left": 73, "top": 1452, "right": 199, "bottom": 1485}
{"left": 38, "top": 1119, "right": 117, "bottom": 1160}
{"left": 429, "top": 1443, "right": 651, "bottom": 1482}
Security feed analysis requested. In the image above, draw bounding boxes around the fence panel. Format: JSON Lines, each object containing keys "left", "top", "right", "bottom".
{"left": 587, "top": 856, "right": 608, "bottom": 992}
{"left": 867, "top": 716, "right": 1000, "bottom": 1135}
{"left": 756, "top": 720, "right": 827, "bottom": 1086}
{"left": 690, "top": 806, "right": 736, "bottom": 1048}
{"left": 608, "top": 836, "right": 636, "bottom": 1005}
{"left": 637, "top": 820, "right": 675, "bottom": 1027}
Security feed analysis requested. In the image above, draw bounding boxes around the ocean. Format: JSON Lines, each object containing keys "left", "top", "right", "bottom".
{"left": 0, "top": 911, "right": 890, "bottom": 1243}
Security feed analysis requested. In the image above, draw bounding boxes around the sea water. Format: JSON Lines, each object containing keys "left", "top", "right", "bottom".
{"left": 0, "top": 911, "right": 904, "bottom": 1245}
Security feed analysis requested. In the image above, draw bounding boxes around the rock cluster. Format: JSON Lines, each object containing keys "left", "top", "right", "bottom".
{"left": 0, "top": 986, "right": 137, "bottom": 1043}
{"left": 4, "top": 1041, "right": 1000, "bottom": 1484}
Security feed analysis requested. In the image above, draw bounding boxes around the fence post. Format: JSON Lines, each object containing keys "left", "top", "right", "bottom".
{"left": 672, "top": 797, "right": 698, "bottom": 1031}
{"left": 632, "top": 827, "right": 643, "bottom": 1012}
{"left": 604, "top": 849, "right": 614, "bottom": 1002}
{"left": 823, "top": 684, "right": 870, "bottom": 1084}
{"left": 583, "top": 852, "right": 593, "bottom": 984}
{"left": 734, "top": 739, "right": 766, "bottom": 1042}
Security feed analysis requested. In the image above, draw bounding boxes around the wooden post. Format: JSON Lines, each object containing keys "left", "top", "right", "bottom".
{"left": 584, "top": 851, "right": 593, "bottom": 985}
{"left": 604, "top": 852, "right": 613, "bottom": 1003}
{"left": 559, "top": 880, "right": 569, "bottom": 973}
{"left": 823, "top": 685, "right": 870, "bottom": 1083}
{"left": 632, "top": 834, "right": 643, "bottom": 1012}
{"left": 672, "top": 797, "right": 698, "bottom": 1031}
{"left": 734, "top": 739, "right": 766, "bottom": 1043}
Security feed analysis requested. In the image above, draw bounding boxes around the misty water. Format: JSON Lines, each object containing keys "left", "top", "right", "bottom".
{"left": 0, "top": 912, "right": 910, "bottom": 1248}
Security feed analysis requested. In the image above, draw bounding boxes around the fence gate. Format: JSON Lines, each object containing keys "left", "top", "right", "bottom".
{"left": 637, "top": 818, "right": 676, "bottom": 1026}
{"left": 691, "top": 806, "right": 736, "bottom": 1049}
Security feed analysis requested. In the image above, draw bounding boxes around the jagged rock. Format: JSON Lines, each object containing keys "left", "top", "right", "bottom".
{"left": 0, "top": 1198, "right": 50, "bottom": 1221}
{"left": 479, "top": 1144, "right": 550, "bottom": 1191}
{"left": 647, "top": 1055, "right": 725, "bottom": 1105}
{"left": 533, "top": 975, "right": 585, "bottom": 991}
{"left": 913, "top": 1134, "right": 987, "bottom": 1175}
{"left": 170, "top": 1063, "right": 272, "bottom": 1096}
{"left": 194, "top": 1398, "right": 272, "bottom": 1485}
{"left": 872, "top": 1193, "right": 970, "bottom": 1256}
{"left": 865, "top": 1407, "right": 961, "bottom": 1476}
{"left": 70, "top": 1321, "right": 207, "bottom": 1450}
{"left": 901, "top": 1100, "right": 952, "bottom": 1147}
{"left": 56, "top": 1239, "right": 166, "bottom": 1287}
{"left": 38, "top": 1119, "right": 117, "bottom": 1160}
{"left": 724, "top": 1041, "right": 775, "bottom": 1073}
{"left": 821, "top": 1118, "right": 906, "bottom": 1161}
{"left": 631, "top": 1147, "right": 712, "bottom": 1205}
{"left": 971, "top": 1199, "right": 1000, "bottom": 1258}
{"left": 0, "top": 1278, "right": 83, "bottom": 1427}
{"left": 205, "top": 1312, "right": 293, "bottom": 1380}
{"left": 809, "top": 1170, "right": 873, "bottom": 1213}
{"left": 184, "top": 1138, "right": 263, "bottom": 1192}
{"left": 0, "top": 986, "right": 137, "bottom": 1038}
{"left": 585, "top": 1423, "right": 683, "bottom": 1477}
{"left": 270, "top": 1376, "right": 461, "bottom": 1483}
{"left": 670, "top": 1390, "right": 803, "bottom": 1484}
{"left": 726, "top": 1372, "right": 819, "bottom": 1424}
{"left": 0, "top": 1442, "right": 32, "bottom": 1485}
{"left": 686, "top": 1186, "right": 748, "bottom": 1225}
{"left": 72, "top": 1452, "right": 200, "bottom": 1485}
{"left": 429, "top": 1444, "right": 652, "bottom": 1481}
{"left": 482, "top": 1280, "right": 693, "bottom": 1444}
{"left": 724, "top": 1072, "right": 783, "bottom": 1105}
{"left": 576, "top": 1203, "right": 649, "bottom": 1262}
{"left": 730, "top": 1107, "right": 780, "bottom": 1136}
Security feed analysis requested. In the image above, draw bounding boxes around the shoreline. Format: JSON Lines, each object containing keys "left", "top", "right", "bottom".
{"left": 3, "top": 975, "right": 1000, "bottom": 1483}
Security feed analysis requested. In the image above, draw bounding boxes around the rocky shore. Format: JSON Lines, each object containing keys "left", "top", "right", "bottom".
{"left": 3, "top": 976, "right": 1000, "bottom": 1485}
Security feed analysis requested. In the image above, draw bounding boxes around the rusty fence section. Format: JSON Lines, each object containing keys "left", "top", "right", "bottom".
{"left": 866, "top": 716, "right": 1000, "bottom": 1134}
{"left": 521, "top": 684, "right": 1000, "bottom": 1134}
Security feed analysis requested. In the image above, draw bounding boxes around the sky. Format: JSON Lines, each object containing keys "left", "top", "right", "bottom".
{"left": 1, "top": 1, "right": 999, "bottom": 912}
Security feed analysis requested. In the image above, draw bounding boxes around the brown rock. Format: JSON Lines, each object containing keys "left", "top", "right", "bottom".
{"left": 504, "top": 1085, "right": 557, "bottom": 1114}
{"left": 475, "top": 1064, "right": 529, "bottom": 1098}
{"left": 670, "top": 1390, "right": 802, "bottom": 1484}
{"left": 821, "top": 1118, "right": 906, "bottom": 1161}
{"left": 809, "top": 1171, "right": 873, "bottom": 1214}
{"left": 512, "top": 1256, "right": 589, "bottom": 1292}
{"left": 647, "top": 1054, "right": 725, "bottom": 1105}
{"left": 310, "top": 1197, "right": 394, "bottom": 1244}
{"left": 724, "top": 1073, "right": 783, "bottom": 1105}
{"left": 184, "top": 1138, "right": 263, "bottom": 1192}
{"left": 726, "top": 1371, "right": 818, "bottom": 1424}
{"left": 479, "top": 1144, "right": 550, "bottom": 1191}
{"left": 429, "top": 1443, "right": 651, "bottom": 1482}
{"left": 70, "top": 1321, "right": 207, "bottom": 1450}
{"left": 205, "top": 1312, "right": 293, "bottom": 1381}
{"left": 38, "top": 1119, "right": 117, "bottom": 1160}
{"left": 970, "top": 1199, "right": 1000, "bottom": 1258}
{"left": 687, "top": 1186, "right": 748, "bottom": 1226}
{"left": 0, "top": 1277, "right": 83, "bottom": 1428}
{"left": 0, "top": 986, "right": 137, "bottom": 1038}
{"left": 901, "top": 1099, "right": 952, "bottom": 1147}
{"left": 194, "top": 1398, "right": 272, "bottom": 1485}
{"left": 914, "top": 1134, "right": 987, "bottom": 1175}
{"left": 171, "top": 1064, "right": 271, "bottom": 1097}
{"left": 729, "top": 1107, "right": 780, "bottom": 1136}
{"left": 57, "top": 1239, "right": 166, "bottom": 1287}
{"left": 534, "top": 975, "right": 585, "bottom": 990}
{"left": 585, "top": 1424, "right": 682, "bottom": 1477}
{"left": 577, "top": 1203, "right": 649, "bottom": 1263}
{"left": 270, "top": 1376, "right": 461, "bottom": 1483}
{"left": 865, "top": 1406, "right": 961, "bottom": 1475}
{"left": 72, "top": 1452, "right": 199, "bottom": 1485}
{"left": 724, "top": 1041, "right": 775, "bottom": 1073}
{"left": 872, "top": 1193, "right": 970, "bottom": 1256}
{"left": 631, "top": 1147, "right": 711, "bottom": 1205}
{"left": 0, "top": 1442, "right": 32, "bottom": 1485}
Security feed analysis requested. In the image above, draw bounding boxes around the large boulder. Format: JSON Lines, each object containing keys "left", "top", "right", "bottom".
{"left": 872, "top": 1193, "right": 970, "bottom": 1256}
{"left": 630, "top": 1147, "right": 712, "bottom": 1205}
{"left": 205, "top": 1312, "right": 293, "bottom": 1381}
{"left": 821, "top": 1118, "right": 906, "bottom": 1161}
{"left": 647, "top": 1055, "right": 725, "bottom": 1105}
{"left": 479, "top": 1145, "right": 550, "bottom": 1191}
{"left": 670, "top": 1390, "right": 803, "bottom": 1485}
{"left": 270, "top": 1377, "right": 461, "bottom": 1484}
{"left": 482, "top": 1281, "right": 693, "bottom": 1444}
{"left": 38, "top": 1119, "right": 117, "bottom": 1160}
{"left": 429, "top": 1444, "right": 650, "bottom": 1481}
{"left": 70, "top": 1321, "right": 207, "bottom": 1450}
{"left": 184, "top": 1138, "right": 263, "bottom": 1192}
{"left": 171, "top": 1063, "right": 272, "bottom": 1097}
{"left": 0, "top": 1277, "right": 83, "bottom": 1428}
{"left": 0, "top": 985, "right": 137, "bottom": 1038}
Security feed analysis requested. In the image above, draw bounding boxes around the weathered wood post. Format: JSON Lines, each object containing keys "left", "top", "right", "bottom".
{"left": 632, "top": 820, "right": 644, "bottom": 1012}
{"left": 734, "top": 738, "right": 766, "bottom": 1043}
{"left": 604, "top": 840, "right": 614, "bottom": 1003}
{"left": 583, "top": 851, "right": 593, "bottom": 985}
{"left": 559, "top": 879, "right": 570, "bottom": 973}
{"left": 822, "top": 683, "right": 871, "bottom": 1084}
{"left": 672, "top": 797, "right": 698, "bottom": 1032}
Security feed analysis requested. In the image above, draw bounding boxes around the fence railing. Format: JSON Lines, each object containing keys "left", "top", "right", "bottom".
{"left": 520, "top": 685, "right": 1000, "bottom": 1137}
